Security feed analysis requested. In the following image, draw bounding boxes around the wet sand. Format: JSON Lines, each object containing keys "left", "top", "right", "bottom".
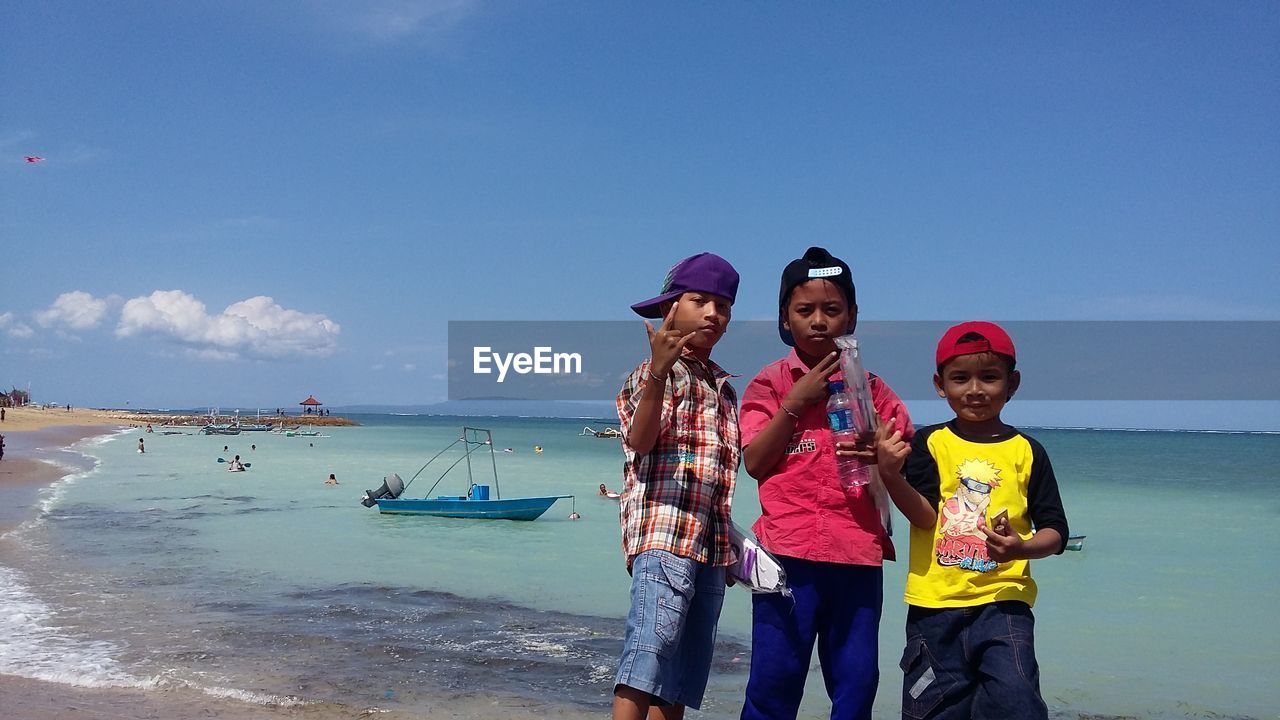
{"left": 0, "top": 673, "right": 600, "bottom": 720}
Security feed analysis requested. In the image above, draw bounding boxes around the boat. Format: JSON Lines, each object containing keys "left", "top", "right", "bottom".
{"left": 200, "top": 407, "right": 241, "bottom": 435}
{"left": 203, "top": 424, "right": 242, "bottom": 435}
{"left": 234, "top": 410, "right": 273, "bottom": 432}
{"left": 1066, "top": 534, "right": 1087, "bottom": 551}
{"left": 579, "top": 425, "right": 622, "bottom": 438}
{"left": 360, "top": 427, "right": 573, "bottom": 521}
{"left": 286, "top": 425, "right": 322, "bottom": 437}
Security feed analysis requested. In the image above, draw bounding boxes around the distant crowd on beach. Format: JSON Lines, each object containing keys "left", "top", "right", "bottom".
{"left": 608, "top": 250, "right": 1069, "bottom": 720}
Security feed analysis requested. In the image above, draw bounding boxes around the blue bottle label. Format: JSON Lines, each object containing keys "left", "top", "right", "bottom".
{"left": 827, "top": 409, "right": 854, "bottom": 432}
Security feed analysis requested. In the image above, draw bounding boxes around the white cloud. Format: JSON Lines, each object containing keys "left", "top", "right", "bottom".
{"left": 402, "top": 363, "right": 417, "bottom": 371}
{"left": 0, "top": 312, "right": 35, "bottom": 339}
{"left": 35, "top": 291, "right": 110, "bottom": 330}
{"left": 116, "top": 290, "right": 341, "bottom": 359}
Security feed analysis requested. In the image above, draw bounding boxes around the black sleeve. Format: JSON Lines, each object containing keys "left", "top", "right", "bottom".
{"left": 1025, "top": 436, "right": 1070, "bottom": 554}
{"left": 904, "top": 426, "right": 941, "bottom": 510}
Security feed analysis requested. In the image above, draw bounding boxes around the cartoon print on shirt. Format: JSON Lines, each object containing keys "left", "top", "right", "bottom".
{"left": 936, "top": 458, "right": 1001, "bottom": 573}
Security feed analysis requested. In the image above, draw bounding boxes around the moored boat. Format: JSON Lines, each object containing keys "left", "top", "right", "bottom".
{"left": 360, "top": 427, "right": 573, "bottom": 521}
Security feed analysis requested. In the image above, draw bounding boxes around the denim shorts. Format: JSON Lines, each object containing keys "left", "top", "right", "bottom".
{"left": 615, "top": 549, "right": 726, "bottom": 709}
{"left": 899, "top": 601, "right": 1047, "bottom": 720}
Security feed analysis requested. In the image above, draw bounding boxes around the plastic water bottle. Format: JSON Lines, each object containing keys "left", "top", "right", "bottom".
{"left": 827, "top": 381, "right": 872, "bottom": 488}
{"left": 833, "top": 335, "right": 893, "bottom": 535}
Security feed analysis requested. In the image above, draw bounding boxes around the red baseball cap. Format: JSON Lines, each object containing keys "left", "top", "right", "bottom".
{"left": 935, "top": 321, "right": 1016, "bottom": 368}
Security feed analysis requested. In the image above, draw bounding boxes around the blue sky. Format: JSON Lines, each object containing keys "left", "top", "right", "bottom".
{"left": 1, "top": 2, "right": 1277, "bottom": 427}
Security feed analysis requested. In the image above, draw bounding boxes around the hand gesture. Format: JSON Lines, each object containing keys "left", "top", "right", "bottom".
{"left": 643, "top": 302, "right": 694, "bottom": 377}
{"left": 875, "top": 417, "right": 910, "bottom": 478}
{"left": 782, "top": 351, "right": 840, "bottom": 415}
{"left": 981, "top": 514, "right": 1024, "bottom": 563}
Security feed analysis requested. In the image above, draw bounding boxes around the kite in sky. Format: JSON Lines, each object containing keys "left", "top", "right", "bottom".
{"left": 25, "top": 156, "right": 45, "bottom": 163}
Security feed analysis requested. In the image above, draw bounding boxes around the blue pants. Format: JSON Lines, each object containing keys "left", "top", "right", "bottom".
{"left": 899, "top": 602, "right": 1047, "bottom": 720}
{"left": 741, "top": 558, "right": 883, "bottom": 720}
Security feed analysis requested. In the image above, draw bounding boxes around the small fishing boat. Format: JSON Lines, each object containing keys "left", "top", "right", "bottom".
{"left": 203, "top": 424, "right": 242, "bottom": 435}
{"left": 579, "top": 426, "right": 622, "bottom": 438}
{"left": 361, "top": 427, "right": 573, "bottom": 521}
{"left": 1066, "top": 534, "right": 1086, "bottom": 551}
{"left": 237, "top": 411, "right": 273, "bottom": 432}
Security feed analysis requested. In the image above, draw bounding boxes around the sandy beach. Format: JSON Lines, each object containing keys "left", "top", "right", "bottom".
{"left": 0, "top": 406, "right": 134, "bottom": 433}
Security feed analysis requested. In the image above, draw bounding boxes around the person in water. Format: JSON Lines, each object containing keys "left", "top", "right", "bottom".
{"left": 326, "top": 473, "right": 338, "bottom": 485}
{"left": 228, "top": 455, "right": 244, "bottom": 471}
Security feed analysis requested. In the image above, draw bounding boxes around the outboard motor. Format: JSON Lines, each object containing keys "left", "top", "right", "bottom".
{"left": 360, "top": 473, "right": 405, "bottom": 508}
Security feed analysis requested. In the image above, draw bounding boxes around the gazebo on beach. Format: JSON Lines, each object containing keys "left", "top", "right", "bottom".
{"left": 299, "top": 395, "right": 323, "bottom": 416}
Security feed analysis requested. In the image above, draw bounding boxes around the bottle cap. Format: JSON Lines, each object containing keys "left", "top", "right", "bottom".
{"left": 828, "top": 381, "right": 845, "bottom": 394}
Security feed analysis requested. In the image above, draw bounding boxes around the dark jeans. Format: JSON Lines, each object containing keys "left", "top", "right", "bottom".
{"left": 742, "top": 558, "right": 882, "bottom": 720}
{"left": 899, "top": 601, "right": 1047, "bottom": 720}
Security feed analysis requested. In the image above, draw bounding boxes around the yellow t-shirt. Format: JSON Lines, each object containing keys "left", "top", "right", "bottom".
{"left": 903, "top": 423, "right": 1068, "bottom": 609}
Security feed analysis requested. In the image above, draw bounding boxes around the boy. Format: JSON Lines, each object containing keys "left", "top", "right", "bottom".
{"left": 739, "top": 246, "right": 914, "bottom": 720}
{"left": 613, "top": 252, "right": 741, "bottom": 720}
{"left": 876, "top": 321, "right": 1069, "bottom": 719}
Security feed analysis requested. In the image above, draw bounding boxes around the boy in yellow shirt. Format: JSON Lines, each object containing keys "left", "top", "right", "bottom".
{"left": 876, "top": 321, "right": 1069, "bottom": 719}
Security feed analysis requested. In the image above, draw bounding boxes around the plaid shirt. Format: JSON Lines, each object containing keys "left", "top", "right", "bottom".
{"left": 616, "top": 351, "right": 740, "bottom": 567}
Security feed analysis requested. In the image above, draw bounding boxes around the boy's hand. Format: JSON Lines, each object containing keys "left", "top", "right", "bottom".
{"left": 875, "top": 418, "right": 910, "bottom": 477}
{"left": 643, "top": 302, "right": 695, "bottom": 377}
{"left": 835, "top": 433, "right": 878, "bottom": 462}
{"left": 981, "top": 515, "right": 1025, "bottom": 562}
{"left": 782, "top": 351, "right": 840, "bottom": 416}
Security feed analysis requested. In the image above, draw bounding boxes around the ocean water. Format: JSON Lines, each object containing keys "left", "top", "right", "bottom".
{"left": 0, "top": 415, "right": 1277, "bottom": 719}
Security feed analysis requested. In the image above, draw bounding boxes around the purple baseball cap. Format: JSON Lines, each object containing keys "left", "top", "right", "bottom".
{"left": 630, "top": 252, "right": 740, "bottom": 318}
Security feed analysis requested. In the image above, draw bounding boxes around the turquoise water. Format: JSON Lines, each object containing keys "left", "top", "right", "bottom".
{"left": 0, "top": 415, "right": 1276, "bottom": 718}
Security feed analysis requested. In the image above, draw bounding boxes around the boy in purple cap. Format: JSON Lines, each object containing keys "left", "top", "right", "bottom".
{"left": 876, "top": 321, "right": 1069, "bottom": 720}
{"left": 613, "top": 252, "right": 741, "bottom": 720}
